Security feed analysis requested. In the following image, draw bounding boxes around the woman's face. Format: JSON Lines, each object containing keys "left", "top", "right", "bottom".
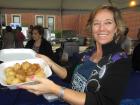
{"left": 92, "top": 9, "right": 117, "bottom": 44}
{"left": 32, "top": 29, "right": 41, "bottom": 41}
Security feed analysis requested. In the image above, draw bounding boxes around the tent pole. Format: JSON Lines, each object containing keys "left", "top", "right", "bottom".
{"left": 60, "top": 0, "right": 63, "bottom": 39}
{"left": 78, "top": 14, "right": 81, "bottom": 36}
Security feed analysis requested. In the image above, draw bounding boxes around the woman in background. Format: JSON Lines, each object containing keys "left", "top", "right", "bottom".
{"left": 25, "top": 25, "right": 54, "bottom": 60}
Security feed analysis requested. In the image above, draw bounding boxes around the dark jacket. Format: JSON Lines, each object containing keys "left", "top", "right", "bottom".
{"left": 25, "top": 38, "right": 54, "bottom": 60}
{"left": 132, "top": 43, "right": 140, "bottom": 70}
{"left": 86, "top": 42, "right": 132, "bottom": 105}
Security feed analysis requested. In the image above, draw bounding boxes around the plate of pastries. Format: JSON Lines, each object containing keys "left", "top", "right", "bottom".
{"left": 0, "top": 58, "right": 52, "bottom": 89}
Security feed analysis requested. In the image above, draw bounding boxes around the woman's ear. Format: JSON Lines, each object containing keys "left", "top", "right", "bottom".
{"left": 114, "top": 27, "right": 118, "bottom": 35}
{"left": 113, "top": 27, "right": 118, "bottom": 39}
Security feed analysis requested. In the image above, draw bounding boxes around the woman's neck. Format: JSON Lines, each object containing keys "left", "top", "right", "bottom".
{"left": 34, "top": 38, "right": 41, "bottom": 47}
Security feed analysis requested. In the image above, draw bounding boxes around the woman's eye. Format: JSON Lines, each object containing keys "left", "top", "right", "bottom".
{"left": 93, "top": 23, "right": 100, "bottom": 26}
{"left": 105, "top": 22, "right": 112, "bottom": 25}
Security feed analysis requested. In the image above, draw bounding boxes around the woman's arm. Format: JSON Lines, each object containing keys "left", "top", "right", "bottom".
{"left": 20, "top": 77, "right": 86, "bottom": 105}
{"left": 37, "top": 54, "right": 67, "bottom": 79}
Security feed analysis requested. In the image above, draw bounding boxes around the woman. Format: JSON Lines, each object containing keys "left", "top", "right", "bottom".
{"left": 25, "top": 25, "right": 54, "bottom": 60}
{"left": 20, "top": 5, "right": 132, "bottom": 105}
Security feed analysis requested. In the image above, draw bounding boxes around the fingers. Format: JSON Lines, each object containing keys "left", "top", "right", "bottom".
{"left": 36, "top": 53, "right": 44, "bottom": 58}
{"left": 36, "top": 54, "right": 51, "bottom": 62}
{"left": 36, "top": 53, "right": 41, "bottom": 57}
{"left": 27, "top": 89, "right": 42, "bottom": 95}
{"left": 19, "top": 84, "right": 37, "bottom": 90}
{"left": 17, "top": 77, "right": 54, "bottom": 96}
{"left": 18, "top": 77, "right": 45, "bottom": 90}
{"left": 36, "top": 54, "right": 50, "bottom": 65}
{"left": 33, "top": 76, "right": 46, "bottom": 83}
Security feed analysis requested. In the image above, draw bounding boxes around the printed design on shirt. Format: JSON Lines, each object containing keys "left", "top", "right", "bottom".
{"left": 71, "top": 61, "right": 97, "bottom": 92}
{"left": 72, "top": 67, "right": 100, "bottom": 93}
{"left": 71, "top": 52, "right": 127, "bottom": 93}
{"left": 86, "top": 70, "right": 100, "bottom": 92}
{"left": 72, "top": 71, "right": 87, "bottom": 92}
{"left": 97, "top": 65, "right": 107, "bottom": 79}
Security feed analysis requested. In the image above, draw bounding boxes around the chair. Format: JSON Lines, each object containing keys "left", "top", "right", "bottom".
{"left": 63, "top": 41, "right": 79, "bottom": 57}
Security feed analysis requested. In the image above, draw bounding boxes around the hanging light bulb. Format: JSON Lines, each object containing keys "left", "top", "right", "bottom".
{"left": 129, "top": 0, "right": 136, "bottom": 7}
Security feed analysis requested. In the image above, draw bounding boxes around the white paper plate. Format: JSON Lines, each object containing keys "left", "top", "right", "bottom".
{"left": 0, "top": 48, "right": 36, "bottom": 62}
{"left": 0, "top": 58, "right": 52, "bottom": 89}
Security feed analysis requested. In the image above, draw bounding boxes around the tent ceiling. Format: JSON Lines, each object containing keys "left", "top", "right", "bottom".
{"left": 0, "top": 0, "right": 140, "bottom": 14}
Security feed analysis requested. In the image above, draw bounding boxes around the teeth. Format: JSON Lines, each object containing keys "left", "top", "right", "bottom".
{"left": 99, "top": 34, "right": 107, "bottom": 36}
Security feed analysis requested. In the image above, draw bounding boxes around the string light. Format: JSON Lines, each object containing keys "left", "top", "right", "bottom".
{"left": 129, "top": 0, "right": 136, "bottom": 7}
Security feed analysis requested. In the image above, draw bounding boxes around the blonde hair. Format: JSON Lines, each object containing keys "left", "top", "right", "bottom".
{"left": 87, "top": 5, "right": 127, "bottom": 43}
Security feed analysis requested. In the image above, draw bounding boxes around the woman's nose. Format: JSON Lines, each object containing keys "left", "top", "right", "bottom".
{"left": 98, "top": 23, "right": 105, "bottom": 31}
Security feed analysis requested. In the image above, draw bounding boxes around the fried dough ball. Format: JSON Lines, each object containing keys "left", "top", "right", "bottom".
{"left": 26, "top": 67, "right": 35, "bottom": 76}
{"left": 35, "top": 69, "right": 46, "bottom": 78}
{"left": 5, "top": 76, "right": 15, "bottom": 85}
{"left": 16, "top": 74, "right": 25, "bottom": 82}
{"left": 11, "top": 78, "right": 22, "bottom": 85}
{"left": 25, "top": 77, "right": 32, "bottom": 82}
{"left": 5, "top": 67, "right": 15, "bottom": 77}
{"left": 21, "top": 61, "right": 31, "bottom": 71}
{"left": 5, "top": 67, "right": 14, "bottom": 73}
{"left": 31, "top": 64, "right": 39, "bottom": 70}
{"left": 13, "top": 63, "right": 21, "bottom": 72}
{"left": 16, "top": 68, "right": 26, "bottom": 75}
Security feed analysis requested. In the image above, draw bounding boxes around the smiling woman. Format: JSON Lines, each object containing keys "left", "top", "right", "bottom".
{"left": 19, "top": 5, "right": 132, "bottom": 105}
{"left": 92, "top": 9, "right": 117, "bottom": 44}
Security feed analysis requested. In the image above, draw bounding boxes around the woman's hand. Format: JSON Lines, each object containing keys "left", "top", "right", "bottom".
{"left": 36, "top": 54, "right": 53, "bottom": 68}
{"left": 19, "top": 76, "right": 86, "bottom": 105}
{"left": 36, "top": 53, "right": 67, "bottom": 79}
{"left": 19, "top": 76, "right": 58, "bottom": 95}
{"left": 90, "top": 42, "right": 103, "bottom": 63}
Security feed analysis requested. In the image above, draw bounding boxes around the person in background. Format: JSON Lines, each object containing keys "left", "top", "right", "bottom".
{"left": 25, "top": 25, "right": 54, "bottom": 60}
{"left": 20, "top": 5, "right": 132, "bottom": 105}
{"left": 120, "top": 27, "right": 133, "bottom": 55}
{"left": 2, "top": 26, "right": 15, "bottom": 49}
{"left": 118, "top": 27, "right": 129, "bottom": 46}
{"left": 15, "top": 26, "right": 25, "bottom": 48}
{"left": 132, "top": 29, "right": 140, "bottom": 70}
{"left": 132, "top": 43, "right": 140, "bottom": 70}
{"left": 27, "top": 25, "right": 33, "bottom": 40}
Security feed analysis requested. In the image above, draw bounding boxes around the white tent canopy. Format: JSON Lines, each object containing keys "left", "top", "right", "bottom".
{"left": 0, "top": 0, "right": 140, "bottom": 14}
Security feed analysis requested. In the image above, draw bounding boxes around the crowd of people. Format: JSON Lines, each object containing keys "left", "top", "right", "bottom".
{"left": 1, "top": 24, "right": 54, "bottom": 60}
{"left": 0, "top": 4, "right": 140, "bottom": 105}
{"left": 1, "top": 25, "right": 25, "bottom": 49}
